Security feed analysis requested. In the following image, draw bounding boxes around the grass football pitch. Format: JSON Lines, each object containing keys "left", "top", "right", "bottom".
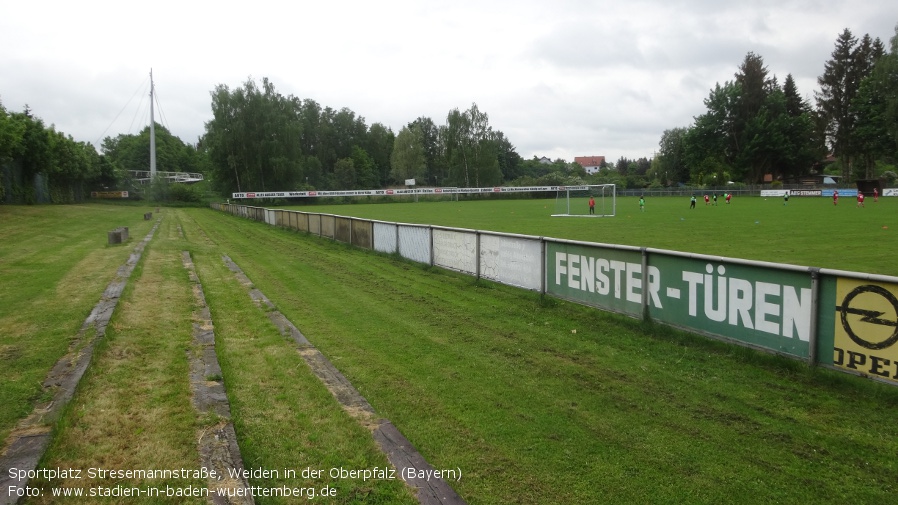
{"left": 290, "top": 193, "right": 898, "bottom": 276}
{"left": 1, "top": 199, "right": 897, "bottom": 504}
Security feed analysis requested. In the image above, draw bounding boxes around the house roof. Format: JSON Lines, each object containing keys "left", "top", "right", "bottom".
{"left": 574, "top": 156, "right": 605, "bottom": 166}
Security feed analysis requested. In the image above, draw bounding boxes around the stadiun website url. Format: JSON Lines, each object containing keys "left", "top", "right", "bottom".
{"left": 16, "top": 484, "right": 322, "bottom": 499}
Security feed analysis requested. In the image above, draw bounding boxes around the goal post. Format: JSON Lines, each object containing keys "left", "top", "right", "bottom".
{"left": 552, "top": 184, "right": 616, "bottom": 217}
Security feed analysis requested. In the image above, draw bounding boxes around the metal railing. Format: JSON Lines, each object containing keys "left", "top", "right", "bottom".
{"left": 129, "top": 170, "right": 204, "bottom": 183}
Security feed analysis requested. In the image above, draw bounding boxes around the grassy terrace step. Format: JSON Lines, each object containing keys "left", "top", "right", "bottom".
{"left": 28, "top": 217, "right": 205, "bottom": 503}
{"left": 178, "top": 209, "right": 419, "bottom": 504}
{"left": 0, "top": 205, "right": 157, "bottom": 444}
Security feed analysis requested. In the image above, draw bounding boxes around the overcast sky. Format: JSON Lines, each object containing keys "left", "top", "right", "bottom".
{"left": 1, "top": 1, "right": 897, "bottom": 164}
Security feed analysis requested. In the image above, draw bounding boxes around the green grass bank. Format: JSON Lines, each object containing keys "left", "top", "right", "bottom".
{"left": 2, "top": 202, "right": 898, "bottom": 504}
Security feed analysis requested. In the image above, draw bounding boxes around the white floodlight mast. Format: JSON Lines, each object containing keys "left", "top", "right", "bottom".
{"left": 149, "top": 69, "right": 156, "bottom": 179}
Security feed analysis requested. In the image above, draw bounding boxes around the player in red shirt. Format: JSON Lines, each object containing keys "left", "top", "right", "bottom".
{"left": 725, "top": 193, "right": 732, "bottom": 204}
{"left": 874, "top": 187, "right": 879, "bottom": 202}
{"left": 704, "top": 194, "right": 710, "bottom": 205}
{"left": 857, "top": 191, "right": 865, "bottom": 207}
{"left": 833, "top": 190, "right": 838, "bottom": 206}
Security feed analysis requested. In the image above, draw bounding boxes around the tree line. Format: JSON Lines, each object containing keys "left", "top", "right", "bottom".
{"left": 202, "top": 78, "right": 528, "bottom": 194}
{"left": 0, "top": 101, "right": 206, "bottom": 203}
{"left": 2, "top": 24, "right": 896, "bottom": 203}
{"left": 0, "top": 105, "right": 113, "bottom": 203}
{"left": 651, "top": 25, "right": 898, "bottom": 187}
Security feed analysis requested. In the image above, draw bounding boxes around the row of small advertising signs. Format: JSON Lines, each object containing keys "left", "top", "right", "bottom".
{"left": 214, "top": 203, "right": 898, "bottom": 386}
{"left": 231, "top": 185, "right": 594, "bottom": 199}
{"left": 763, "top": 188, "right": 898, "bottom": 197}
{"left": 234, "top": 187, "right": 898, "bottom": 199}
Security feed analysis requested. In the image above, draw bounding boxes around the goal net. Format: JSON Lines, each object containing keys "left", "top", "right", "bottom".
{"left": 552, "top": 184, "right": 616, "bottom": 217}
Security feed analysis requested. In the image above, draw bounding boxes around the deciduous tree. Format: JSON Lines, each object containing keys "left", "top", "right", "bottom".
{"left": 390, "top": 124, "right": 426, "bottom": 183}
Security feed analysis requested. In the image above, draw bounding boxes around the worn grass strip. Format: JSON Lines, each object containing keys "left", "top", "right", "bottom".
{"left": 221, "top": 255, "right": 465, "bottom": 505}
{"left": 189, "top": 208, "right": 898, "bottom": 504}
{"left": 182, "top": 251, "right": 253, "bottom": 503}
{"left": 175, "top": 210, "right": 419, "bottom": 504}
{"left": 25, "top": 216, "right": 206, "bottom": 504}
{"left": 0, "top": 205, "right": 156, "bottom": 445}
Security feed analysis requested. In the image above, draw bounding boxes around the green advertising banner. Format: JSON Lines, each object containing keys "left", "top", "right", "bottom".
{"left": 545, "top": 242, "right": 645, "bottom": 317}
{"left": 646, "top": 254, "right": 812, "bottom": 357}
{"left": 546, "top": 242, "right": 814, "bottom": 357}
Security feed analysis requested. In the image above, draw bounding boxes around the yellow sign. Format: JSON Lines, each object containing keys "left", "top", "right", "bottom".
{"left": 833, "top": 279, "right": 898, "bottom": 382}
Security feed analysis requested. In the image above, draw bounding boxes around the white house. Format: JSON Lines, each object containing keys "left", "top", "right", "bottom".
{"left": 574, "top": 156, "right": 606, "bottom": 175}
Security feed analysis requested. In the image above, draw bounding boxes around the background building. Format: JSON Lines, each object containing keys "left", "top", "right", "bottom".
{"left": 574, "top": 156, "right": 606, "bottom": 175}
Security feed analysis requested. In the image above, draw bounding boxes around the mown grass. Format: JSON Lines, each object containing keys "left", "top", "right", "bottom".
{"left": 0, "top": 205, "right": 156, "bottom": 444}
{"left": 3, "top": 201, "right": 898, "bottom": 505}
{"left": 289, "top": 194, "right": 898, "bottom": 276}
{"left": 187, "top": 206, "right": 898, "bottom": 504}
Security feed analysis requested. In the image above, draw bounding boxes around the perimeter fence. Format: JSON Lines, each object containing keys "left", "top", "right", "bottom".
{"left": 212, "top": 203, "right": 898, "bottom": 387}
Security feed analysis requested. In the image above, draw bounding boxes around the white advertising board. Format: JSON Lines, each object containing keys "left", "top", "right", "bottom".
{"left": 374, "top": 222, "right": 398, "bottom": 254}
{"left": 398, "top": 225, "right": 431, "bottom": 265}
{"left": 480, "top": 234, "right": 543, "bottom": 290}
{"left": 433, "top": 229, "right": 477, "bottom": 275}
